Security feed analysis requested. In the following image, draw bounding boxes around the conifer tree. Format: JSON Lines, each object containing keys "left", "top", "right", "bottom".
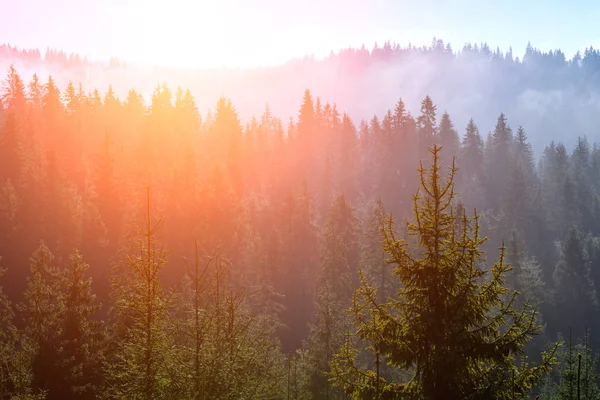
{"left": 53, "top": 251, "right": 104, "bottom": 400}
{"left": 458, "top": 118, "right": 485, "bottom": 208}
{"left": 572, "top": 137, "right": 595, "bottom": 232}
{"left": 28, "top": 73, "right": 42, "bottom": 111}
{"left": 361, "top": 198, "right": 395, "bottom": 302}
{"left": 552, "top": 227, "right": 597, "bottom": 337}
{"left": 416, "top": 96, "right": 437, "bottom": 159}
{"left": 0, "top": 112, "right": 23, "bottom": 184}
{"left": 540, "top": 142, "right": 572, "bottom": 237}
{"left": 330, "top": 145, "right": 556, "bottom": 399}
{"left": 338, "top": 113, "right": 358, "bottom": 200}
{"left": 278, "top": 181, "right": 319, "bottom": 351}
{"left": 305, "top": 194, "right": 359, "bottom": 399}
{"left": 437, "top": 111, "right": 459, "bottom": 166}
{"left": 504, "top": 126, "right": 539, "bottom": 247}
{"left": 319, "top": 194, "right": 360, "bottom": 301}
{"left": 18, "top": 242, "right": 64, "bottom": 396}
{"left": 176, "top": 242, "right": 285, "bottom": 400}
{"left": 305, "top": 285, "right": 349, "bottom": 400}
{"left": 546, "top": 330, "right": 600, "bottom": 400}
{"left": 1, "top": 65, "right": 26, "bottom": 113}
{"left": 417, "top": 96, "right": 437, "bottom": 140}
{"left": 101, "top": 188, "right": 176, "bottom": 400}
{"left": 486, "top": 113, "right": 513, "bottom": 211}
{"left": 0, "top": 259, "right": 43, "bottom": 399}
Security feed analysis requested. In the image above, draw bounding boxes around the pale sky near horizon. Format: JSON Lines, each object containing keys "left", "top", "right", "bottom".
{"left": 0, "top": 0, "right": 599, "bottom": 68}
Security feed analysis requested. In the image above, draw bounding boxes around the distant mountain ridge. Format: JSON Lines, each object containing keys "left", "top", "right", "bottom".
{"left": 3, "top": 39, "right": 600, "bottom": 153}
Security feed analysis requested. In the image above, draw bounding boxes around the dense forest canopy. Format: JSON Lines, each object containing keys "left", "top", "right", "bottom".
{"left": 4, "top": 39, "right": 600, "bottom": 152}
{"left": 2, "top": 38, "right": 600, "bottom": 398}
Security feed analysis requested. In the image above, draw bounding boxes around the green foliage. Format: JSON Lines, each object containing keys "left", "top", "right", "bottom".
{"left": 437, "top": 111, "right": 459, "bottom": 167}
{"left": 0, "top": 259, "right": 44, "bottom": 400}
{"left": 330, "top": 145, "right": 557, "bottom": 399}
{"left": 16, "top": 242, "right": 104, "bottom": 399}
{"left": 361, "top": 198, "right": 396, "bottom": 303}
{"left": 174, "top": 243, "right": 285, "bottom": 400}
{"left": 541, "top": 330, "right": 600, "bottom": 400}
{"left": 552, "top": 227, "right": 597, "bottom": 336}
{"left": 304, "top": 285, "right": 350, "bottom": 400}
{"left": 319, "top": 194, "right": 360, "bottom": 301}
{"left": 303, "top": 194, "right": 360, "bottom": 399}
{"left": 18, "top": 242, "right": 64, "bottom": 396}
{"left": 53, "top": 252, "right": 104, "bottom": 399}
{"left": 4, "top": 63, "right": 600, "bottom": 399}
{"left": 101, "top": 189, "right": 176, "bottom": 400}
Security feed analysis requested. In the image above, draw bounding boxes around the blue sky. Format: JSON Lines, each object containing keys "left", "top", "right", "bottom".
{"left": 0, "top": 0, "right": 598, "bottom": 68}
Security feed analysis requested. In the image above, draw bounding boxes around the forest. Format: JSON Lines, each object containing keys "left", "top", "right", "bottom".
{"left": 1, "top": 40, "right": 600, "bottom": 398}
{"left": 5, "top": 39, "right": 600, "bottom": 152}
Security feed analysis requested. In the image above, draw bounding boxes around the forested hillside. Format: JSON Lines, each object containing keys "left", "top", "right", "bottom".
{"left": 1, "top": 56, "right": 600, "bottom": 398}
{"left": 5, "top": 40, "right": 600, "bottom": 151}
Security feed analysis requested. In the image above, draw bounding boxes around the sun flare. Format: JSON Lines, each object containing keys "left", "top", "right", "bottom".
{"left": 114, "top": 0, "right": 248, "bottom": 68}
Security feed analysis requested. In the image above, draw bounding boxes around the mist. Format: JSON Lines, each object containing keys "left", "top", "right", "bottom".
{"left": 2, "top": 40, "right": 598, "bottom": 153}
{"left": 5, "top": 38, "right": 600, "bottom": 399}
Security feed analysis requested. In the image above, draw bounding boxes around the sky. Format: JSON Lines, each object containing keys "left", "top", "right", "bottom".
{"left": 1, "top": 0, "right": 599, "bottom": 68}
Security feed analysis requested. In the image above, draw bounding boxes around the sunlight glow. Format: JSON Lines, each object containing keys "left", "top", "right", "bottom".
{"left": 110, "top": 0, "right": 307, "bottom": 68}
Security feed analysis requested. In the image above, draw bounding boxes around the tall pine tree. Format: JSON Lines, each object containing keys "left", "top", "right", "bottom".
{"left": 331, "top": 145, "right": 556, "bottom": 399}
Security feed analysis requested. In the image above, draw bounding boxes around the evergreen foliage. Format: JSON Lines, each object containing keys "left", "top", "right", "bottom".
{"left": 330, "top": 146, "right": 556, "bottom": 399}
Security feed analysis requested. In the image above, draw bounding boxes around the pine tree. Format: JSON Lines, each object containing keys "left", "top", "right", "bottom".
{"left": 18, "top": 242, "right": 64, "bottom": 396}
{"left": 416, "top": 96, "right": 437, "bottom": 159}
{"left": 338, "top": 113, "right": 358, "bottom": 200}
{"left": 304, "top": 194, "right": 359, "bottom": 399}
{"left": 101, "top": 188, "right": 176, "bottom": 399}
{"left": 540, "top": 142, "right": 572, "bottom": 237}
{"left": 278, "top": 182, "right": 319, "bottom": 351}
{"left": 516, "top": 255, "right": 546, "bottom": 309}
{"left": 436, "top": 111, "right": 460, "bottom": 166}
{"left": 572, "top": 137, "right": 595, "bottom": 232}
{"left": 330, "top": 145, "right": 556, "bottom": 399}
{"left": 552, "top": 227, "right": 597, "bottom": 338}
{"left": 305, "top": 285, "right": 349, "bottom": 400}
{"left": 0, "top": 258, "right": 43, "bottom": 399}
{"left": 547, "top": 330, "right": 600, "bottom": 400}
{"left": 458, "top": 118, "right": 485, "bottom": 208}
{"left": 486, "top": 113, "right": 513, "bottom": 211}
{"left": 53, "top": 251, "right": 104, "bottom": 400}
{"left": 361, "top": 198, "right": 395, "bottom": 302}
{"left": 28, "top": 73, "right": 43, "bottom": 111}
{"left": 0, "top": 112, "right": 23, "bottom": 184}
{"left": 319, "top": 194, "right": 360, "bottom": 301}
{"left": 1, "top": 65, "right": 27, "bottom": 113}
{"left": 176, "top": 242, "right": 285, "bottom": 400}
{"left": 0, "top": 177, "right": 19, "bottom": 248}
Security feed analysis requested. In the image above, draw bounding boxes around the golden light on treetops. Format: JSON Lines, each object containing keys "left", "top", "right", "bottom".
{"left": 3, "top": 35, "right": 600, "bottom": 399}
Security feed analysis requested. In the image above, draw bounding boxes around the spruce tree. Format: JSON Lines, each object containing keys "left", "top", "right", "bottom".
{"left": 486, "top": 113, "right": 513, "bottom": 211}
{"left": 18, "top": 242, "right": 64, "bottom": 396}
{"left": 552, "top": 227, "right": 597, "bottom": 338}
{"left": 504, "top": 126, "right": 543, "bottom": 256}
{"left": 101, "top": 188, "right": 176, "bottom": 400}
{"left": 416, "top": 96, "right": 437, "bottom": 159}
{"left": 0, "top": 258, "right": 43, "bottom": 399}
{"left": 460, "top": 119, "right": 484, "bottom": 179}
{"left": 176, "top": 243, "right": 285, "bottom": 400}
{"left": 361, "top": 198, "right": 395, "bottom": 302}
{"left": 546, "top": 330, "right": 600, "bottom": 400}
{"left": 436, "top": 111, "right": 460, "bottom": 166}
{"left": 305, "top": 194, "right": 359, "bottom": 399}
{"left": 1, "top": 65, "right": 27, "bottom": 112}
{"left": 330, "top": 145, "right": 556, "bottom": 399}
{"left": 53, "top": 251, "right": 104, "bottom": 399}
{"left": 319, "top": 194, "right": 360, "bottom": 301}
